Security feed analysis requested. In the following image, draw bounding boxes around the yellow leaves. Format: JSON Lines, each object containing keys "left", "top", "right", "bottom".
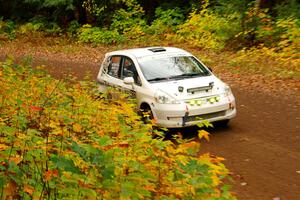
{"left": 171, "top": 187, "right": 184, "bottom": 196}
{"left": 73, "top": 123, "right": 82, "bottom": 132}
{"left": 198, "top": 130, "right": 210, "bottom": 141}
{"left": 0, "top": 143, "right": 9, "bottom": 151}
{"left": 0, "top": 61, "right": 236, "bottom": 199}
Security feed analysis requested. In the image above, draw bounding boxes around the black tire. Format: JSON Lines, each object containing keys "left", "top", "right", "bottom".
{"left": 214, "top": 119, "right": 230, "bottom": 127}
{"left": 140, "top": 107, "right": 154, "bottom": 124}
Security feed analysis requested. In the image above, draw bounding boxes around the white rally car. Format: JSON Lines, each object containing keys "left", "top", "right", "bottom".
{"left": 97, "top": 47, "right": 236, "bottom": 128}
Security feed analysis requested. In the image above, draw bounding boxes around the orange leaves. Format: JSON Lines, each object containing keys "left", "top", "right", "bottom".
{"left": 73, "top": 123, "right": 82, "bottom": 132}
{"left": 3, "top": 181, "right": 18, "bottom": 198}
{"left": 181, "top": 141, "right": 200, "bottom": 149}
{"left": 44, "top": 169, "right": 59, "bottom": 181}
{"left": 143, "top": 185, "right": 156, "bottom": 192}
{"left": 24, "top": 184, "right": 35, "bottom": 196}
{"left": 9, "top": 156, "right": 23, "bottom": 165}
{"left": 78, "top": 180, "right": 93, "bottom": 189}
{"left": 102, "top": 142, "right": 130, "bottom": 151}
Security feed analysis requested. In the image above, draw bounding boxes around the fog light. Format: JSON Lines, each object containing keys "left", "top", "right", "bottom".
{"left": 208, "top": 98, "right": 216, "bottom": 104}
{"left": 189, "top": 100, "right": 196, "bottom": 106}
{"left": 196, "top": 100, "right": 203, "bottom": 106}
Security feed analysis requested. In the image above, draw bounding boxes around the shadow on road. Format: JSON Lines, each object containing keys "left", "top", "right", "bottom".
{"left": 162, "top": 123, "right": 233, "bottom": 141}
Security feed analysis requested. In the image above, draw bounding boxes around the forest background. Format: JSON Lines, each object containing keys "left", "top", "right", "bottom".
{"left": 1, "top": 0, "right": 299, "bottom": 78}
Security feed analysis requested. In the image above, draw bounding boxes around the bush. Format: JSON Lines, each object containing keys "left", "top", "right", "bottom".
{"left": 146, "top": 7, "right": 184, "bottom": 35}
{"left": 18, "top": 22, "right": 44, "bottom": 35}
{"left": 176, "top": 11, "right": 239, "bottom": 50}
{"left": 67, "top": 20, "right": 80, "bottom": 36}
{"left": 275, "top": 17, "right": 300, "bottom": 54}
{"left": 0, "top": 19, "right": 16, "bottom": 40}
{"left": 110, "top": 2, "right": 147, "bottom": 40}
{"left": 0, "top": 59, "right": 236, "bottom": 200}
{"left": 77, "top": 24, "right": 125, "bottom": 45}
{"left": 17, "top": 17, "right": 62, "bottom": 37}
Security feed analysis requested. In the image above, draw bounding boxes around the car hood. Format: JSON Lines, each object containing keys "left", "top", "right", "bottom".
{"left": 149, "top": 75, "right": 225, "bottom": 100}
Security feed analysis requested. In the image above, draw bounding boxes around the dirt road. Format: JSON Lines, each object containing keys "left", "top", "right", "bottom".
{"left": 1, "top": 55, "right": 300, "bottom": 200}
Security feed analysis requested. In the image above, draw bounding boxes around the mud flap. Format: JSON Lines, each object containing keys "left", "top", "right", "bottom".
{"left": 182, "top": 111, "right": 189, "bottom": 127}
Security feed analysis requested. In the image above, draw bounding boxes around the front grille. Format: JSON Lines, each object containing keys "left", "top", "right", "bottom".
{"left": 184, "top": 110, "right": 226, "bottom": 122}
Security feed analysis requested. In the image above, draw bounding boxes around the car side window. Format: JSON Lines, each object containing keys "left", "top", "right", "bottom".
{"left": 122, "top": 57, "right": 141, "bottom": 86}
{"left": 107, "top": 56, "right": 121, "bottom": 78}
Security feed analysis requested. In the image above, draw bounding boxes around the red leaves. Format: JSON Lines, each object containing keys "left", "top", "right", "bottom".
{"left": 29, "top": 105, "right": 44, "bottom": 111}
{"left": 29, "top": 106, "right": 44, "bottom": 111}
{"left": 44, "top": 169, "right": 59, "bottom": 181}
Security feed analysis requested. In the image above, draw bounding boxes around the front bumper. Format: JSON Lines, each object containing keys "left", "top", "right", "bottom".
{"left": 152, "top": 94, "right": 236, "bottom": 128}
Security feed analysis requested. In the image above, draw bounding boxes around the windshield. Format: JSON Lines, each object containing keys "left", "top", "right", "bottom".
{"left": 138, "top": 56, "right": 211, "bottom": 82}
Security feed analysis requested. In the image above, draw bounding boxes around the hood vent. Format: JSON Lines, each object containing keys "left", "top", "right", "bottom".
{"left": 148, "top": 47, "right": 166, "bottom": 53}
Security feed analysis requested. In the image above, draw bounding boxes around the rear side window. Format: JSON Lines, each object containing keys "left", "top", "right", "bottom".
{"left": 107, "top": 56, "right": 121, "bottom": 78}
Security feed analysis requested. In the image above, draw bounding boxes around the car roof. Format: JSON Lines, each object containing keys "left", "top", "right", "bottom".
{"left": 107, "top": 47, "right": 191, "bottom": 59}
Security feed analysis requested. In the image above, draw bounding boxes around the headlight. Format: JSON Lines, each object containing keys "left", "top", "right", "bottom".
{"left": 224, "top": 85, "right": 233, "bottom": 97}
{"left": 154, "top": 90, "right": 180, "bottom": 104}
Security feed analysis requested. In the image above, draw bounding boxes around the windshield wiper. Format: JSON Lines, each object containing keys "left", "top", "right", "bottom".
{"left": 169, "top": 73, "right": 205, "bottom": 79}
{"left": 147, "top": 73, "right": 208, "bottom": 82}
{"left": 147, "top": 77, "right": 170, "bottom": 82}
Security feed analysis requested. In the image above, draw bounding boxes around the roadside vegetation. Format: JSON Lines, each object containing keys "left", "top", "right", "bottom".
{"left": 0, "top": 59, "right": 235, "bottom": 199}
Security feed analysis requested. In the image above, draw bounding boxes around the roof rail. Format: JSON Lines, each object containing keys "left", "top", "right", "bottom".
{"left": 148, "top": 47, "right": 166, "bottom": 53}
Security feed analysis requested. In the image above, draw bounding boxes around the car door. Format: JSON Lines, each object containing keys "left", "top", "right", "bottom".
{"left": 101, "top": 55, "right": 141, "bottom": 92}
{"left": 99, "top": 55, "right": 123, "bottom": 89}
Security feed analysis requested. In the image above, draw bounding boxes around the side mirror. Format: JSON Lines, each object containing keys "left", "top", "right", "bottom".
{"left": 208, "top": 67, "right": 213, "bottom": 72}
{"left": 123, "top": 77, "right": 134, "bottom": 85}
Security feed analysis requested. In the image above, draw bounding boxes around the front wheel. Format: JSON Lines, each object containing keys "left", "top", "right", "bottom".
{"left": 214, "top": 119, "right": 230, "bottom": 128}
{"left": 140, "top": 107, "right": 154, "bottom": 124}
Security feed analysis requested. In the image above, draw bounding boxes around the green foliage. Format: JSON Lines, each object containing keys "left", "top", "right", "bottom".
{"left": 77, "top": 24, "right": 125, "bottom": 45}
{"left": 18, "top": 22, "right": 43, "bottom": 35}
{"left": 176, "top": 10, "right": 240, "bottom": 50}
{"left": 109, "top": 0, "right": 147, "bottom": 40}
{"left": 0, "top": 59, "right": 236, "bottom": 199}
{"left": 67, "top": 20, "right": 80, "bottom": 36}
{"left": 146, "top": 7, "right": 184, "bottom": 35}
{"left": 0, "top": 19, "right": 16, "bottom": 40}
{"left": 275, "top": 0, "right": 300, "bottom": 19}
{"left": 275, "top": 17, "right": 300, "bottom": 53}
{"left": 8, "top": 16, "right": 62, "bottom": 36}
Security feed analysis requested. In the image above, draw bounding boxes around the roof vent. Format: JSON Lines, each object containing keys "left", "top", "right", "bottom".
{"left": 148, "top": 47, "right": 166, "bottom": 53}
